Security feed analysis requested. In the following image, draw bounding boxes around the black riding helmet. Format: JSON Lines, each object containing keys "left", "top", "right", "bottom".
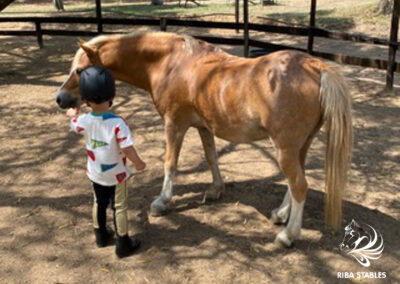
{"left": 79, "top": 66, "right": 115, "bottom": 104}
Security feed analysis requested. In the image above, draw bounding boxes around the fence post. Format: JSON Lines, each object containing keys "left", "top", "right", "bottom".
{"left": 307, "top": 0, "right": 317, "bottom": 54}
{"left": 235, "top": 0, "right": 239, "bottom": 33}
{"left": 160, "top": 18, "right": 167, "bottom": 31}
{"left": 385, "top": 0, "right": 399, "bottom": 91}
{"left": 95, "top": 0, "right": 103, "bottom": 34}
{"left": 243, "top": 0, "right": 249, "bottom": 57}
{"left": 35, "top": 21, "right": 43, "bottom": 48}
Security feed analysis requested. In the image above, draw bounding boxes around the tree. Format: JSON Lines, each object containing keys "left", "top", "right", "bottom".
{"left": 151, "top": 0, "right": 164, "bottom": 5}
{"left": 376, "top": 0, "right": 393, "bottom": 15}
{"left": 53, "top": 0, "right": 65, "bottom": 12}
{"left": 0, "top": 0, "right": 16, "bottom": 12}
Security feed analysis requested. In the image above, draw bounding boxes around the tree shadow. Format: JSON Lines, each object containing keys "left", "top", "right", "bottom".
{"left": 265, "top": 9, "right": 355, "bottom": 31}
{"left": 0, "top": 35, "right": 83, "bottom": 87}
{"left": 131, "top": 177, "right": 400, "bottom": 283}
{"left": 1, "top": 29, "right": 399, "bottom": 283}
{"left": 1, "top": 170, "right": 399, "bottom": 283}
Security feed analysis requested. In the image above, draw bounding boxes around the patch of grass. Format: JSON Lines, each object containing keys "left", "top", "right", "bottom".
{"left": 101, "top": 2, "right": 236, "bottom": 17}
{"left": 334, "top": 3, "right": 388, "bottom": 26}
{"left": 264, "top": 9, "right": 355, "bottom": 29}
{"left": 258, "top": 1, "right": 389, "bottom": 31}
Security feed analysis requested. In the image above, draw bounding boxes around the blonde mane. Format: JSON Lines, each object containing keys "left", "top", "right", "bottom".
{"left": 87, "top": 32, "right": 217, "bottom": 54}
{"left": 71, "top": 32, "right": 220, "bottom": 71}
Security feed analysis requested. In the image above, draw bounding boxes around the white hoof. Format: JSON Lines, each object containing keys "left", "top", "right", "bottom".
{"left": 150, "top": 199, "right": 169, "bottom": 216}
{"left": 271, "top": 207, "right": 289, "bottom": 225}
{"left": 274, "top": 230, "right": 294, "bottom": 248}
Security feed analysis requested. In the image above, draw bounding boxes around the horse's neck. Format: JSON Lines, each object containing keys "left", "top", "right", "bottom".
{"left": 109, "top": 36, "right": 181, "bottom": 94}
{"left": 106, "top": 34, "right": 229, "bottom": 98}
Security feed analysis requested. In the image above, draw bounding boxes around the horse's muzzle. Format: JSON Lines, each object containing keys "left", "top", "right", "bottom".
{"left": 56, "top": 90, "right": 79, "bottom": 109}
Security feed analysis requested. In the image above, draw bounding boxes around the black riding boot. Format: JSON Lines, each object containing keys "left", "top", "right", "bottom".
{"left": 115, "top": 235, "right": 141, "bottom": 258}
{"left": 94, "top": 228, "right": 114, "bottom": 247}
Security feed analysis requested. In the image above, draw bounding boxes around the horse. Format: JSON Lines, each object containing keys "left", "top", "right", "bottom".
{"left": 56, "top": 32, "right": 352, "bottom": 247}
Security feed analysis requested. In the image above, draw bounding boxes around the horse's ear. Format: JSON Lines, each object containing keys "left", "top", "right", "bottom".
{"left": 80, "top": 44, "right": 100, "bottom": 64}
{"left": 352, "top": 219, "right": 361, "bottom": 228}
{"left": 77, "top": 38, "right": 86, "bottom": 47}
{"left": 80, "top": 44, "right": 97, "bottom": 56}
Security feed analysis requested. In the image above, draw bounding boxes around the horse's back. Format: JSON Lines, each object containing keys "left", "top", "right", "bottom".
{"left": 186, "top": 50, "right": 324, "bottom": 143}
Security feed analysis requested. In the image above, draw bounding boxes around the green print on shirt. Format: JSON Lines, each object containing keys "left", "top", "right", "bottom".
{"left": 91, "top": 139, "right": 109, "bottom": 149}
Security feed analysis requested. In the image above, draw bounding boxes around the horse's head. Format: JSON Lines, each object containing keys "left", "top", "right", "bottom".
{"left": 56, "top": 39, "right": 102, "bottom": 109}
{"left": 339, "top": 219, "right": 362, "bottom": 252}
{"left": 55, "top": 32, "right": 219, "bottom": 109}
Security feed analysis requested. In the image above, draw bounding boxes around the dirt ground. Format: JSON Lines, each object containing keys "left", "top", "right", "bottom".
{"left": 1, "top": 24, "right": 400, "bottom": 284}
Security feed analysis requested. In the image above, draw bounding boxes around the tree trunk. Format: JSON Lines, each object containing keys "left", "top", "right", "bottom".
{"left": 0, "top": 0, "right": 16, "bottom": 12}
{"left": 53, "top": 0, "right": 65, "bottom": 11}
{"left": 151, "top": 0, "right": 164, "bottom": 5}
{"left": 376, "top": 0, "right": 393, "bottom": 15}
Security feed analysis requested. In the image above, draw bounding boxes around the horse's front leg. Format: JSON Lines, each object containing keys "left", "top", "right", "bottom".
{"left": 271, "top": 186, "right": 291, "bottom": 224}
{"left": 150, "top": 121, "right": 187, "bottom": 216}
{"left": 198, "top": 127, "right": 225, "bottom": 202}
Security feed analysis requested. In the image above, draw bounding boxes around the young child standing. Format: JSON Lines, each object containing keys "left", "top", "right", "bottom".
{"left": 66, "top": 66, "right": 146, "bottom": 258}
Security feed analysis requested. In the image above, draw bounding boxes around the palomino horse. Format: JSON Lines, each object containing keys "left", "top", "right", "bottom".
{"left": 56, "top": 32, "right": 352, "bottom": 247}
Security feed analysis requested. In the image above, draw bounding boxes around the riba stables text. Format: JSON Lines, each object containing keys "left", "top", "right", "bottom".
{"left": 337, "top": 272, "right": 387, "bottom": 279}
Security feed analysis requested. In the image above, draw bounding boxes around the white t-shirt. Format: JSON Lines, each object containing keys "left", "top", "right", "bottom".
{"left": 70, "top": 112, "right": 134, "bottom": 186}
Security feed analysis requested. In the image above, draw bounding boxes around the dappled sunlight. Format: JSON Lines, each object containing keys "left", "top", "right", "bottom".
{"left": 0, "top": 25, "right": 399, "bottom": 283}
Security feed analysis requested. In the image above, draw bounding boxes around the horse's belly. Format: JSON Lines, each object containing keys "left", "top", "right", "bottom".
{"left": 194, "top": 106, "right": 269, "bottom": 143}
{"left": 213, "top": 123, "right": 269, "bottom": 143}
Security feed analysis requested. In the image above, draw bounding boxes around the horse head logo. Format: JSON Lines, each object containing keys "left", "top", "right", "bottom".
{"left": 339, "top": 219, "right": 384, "bottom": 267}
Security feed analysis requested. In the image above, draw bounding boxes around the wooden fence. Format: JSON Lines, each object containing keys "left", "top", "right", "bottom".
{"left": 0, "top": 0, "right": 399, "bottom": 90}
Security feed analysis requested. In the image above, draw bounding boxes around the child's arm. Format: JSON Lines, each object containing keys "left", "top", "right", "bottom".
{"left": 116, "top": 119, "right": 145, "bottom": 171}
{"left": 122, "top": 146, "right": 146, "bottom": 171}
{"left": 67, "top": 107, "right": 86, "bottom": 134}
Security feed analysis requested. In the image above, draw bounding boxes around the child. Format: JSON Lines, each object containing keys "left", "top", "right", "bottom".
{"left": 66, "top": 66, "right": 146, "bottom": 258}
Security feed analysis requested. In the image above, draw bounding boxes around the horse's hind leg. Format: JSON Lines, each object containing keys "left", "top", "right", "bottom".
{"left": 198, "top": 127, "right": 225, "bottom": 202}
{"left": 271, "top": 135, "right": 313, "bottom": 225}
{"left": 150, "top": 120, "right": 188, "bottom": 216}
{"left": 274, "top": 148, "right": 308, "bottom": 247}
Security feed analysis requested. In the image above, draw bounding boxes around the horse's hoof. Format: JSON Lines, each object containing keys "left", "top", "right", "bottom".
{"left": 274, "top": 230, "right": 294, "bottom": 248}
{"left": 150, "top": 200, "right": 169, "bottom": 217}
{"left": 271, "top": 208, "right": 288, "bottom": 225}
{"left": 202, "top": 191, "right": 222, "bottom": 203}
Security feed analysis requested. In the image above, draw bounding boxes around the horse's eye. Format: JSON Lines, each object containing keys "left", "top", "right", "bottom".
{"left": 76, "top": 68, "right": 82, "bottom": 75}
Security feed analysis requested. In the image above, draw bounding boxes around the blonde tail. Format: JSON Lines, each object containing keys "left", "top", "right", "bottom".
{"left": 320, "top": 68, "right": 353, "bottom": 231}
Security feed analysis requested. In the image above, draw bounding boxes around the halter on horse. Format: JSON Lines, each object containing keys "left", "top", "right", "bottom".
{"left": 56, "top": 32, "right": 352, "bottom": 247}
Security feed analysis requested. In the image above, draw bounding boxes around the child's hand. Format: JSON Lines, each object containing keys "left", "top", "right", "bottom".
{"left": 135, "top": 161, "right": 146, "bottom": 171}
{"left": 67, "top": 107, "right": 79, "bottom": 118}
{"left": 122, "top": 146, "right": 146, "bottom": 171}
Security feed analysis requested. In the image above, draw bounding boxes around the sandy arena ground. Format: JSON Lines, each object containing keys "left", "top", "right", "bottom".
{"left": 0, "top": 29, "right": 399, "bottom": 284}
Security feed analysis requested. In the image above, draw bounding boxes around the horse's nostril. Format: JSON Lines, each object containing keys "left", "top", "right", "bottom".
{"left": 56, "top": 95, "right": 61, "bottom": 105}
